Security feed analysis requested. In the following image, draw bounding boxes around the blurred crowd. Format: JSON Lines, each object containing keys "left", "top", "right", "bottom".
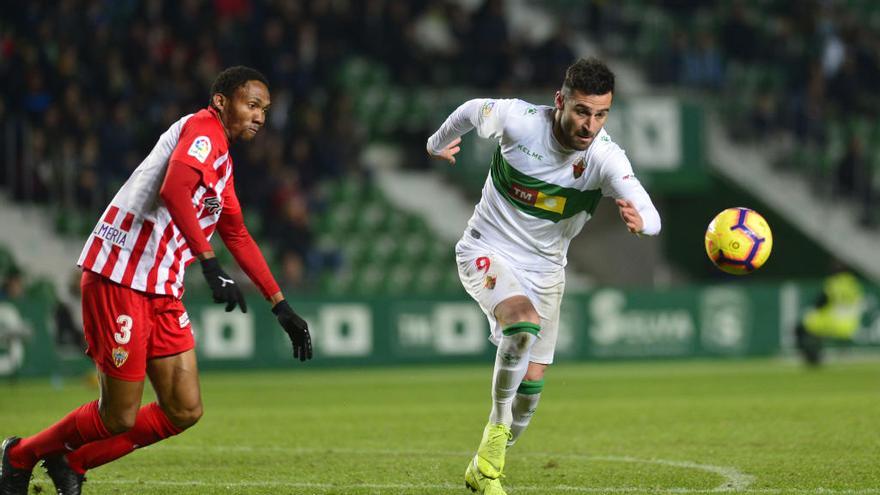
{"left": 584, "top": 0, "right": 880, "bottom": 226}
{"left": 0, "top": 0, "right": 576, "bottom": 292}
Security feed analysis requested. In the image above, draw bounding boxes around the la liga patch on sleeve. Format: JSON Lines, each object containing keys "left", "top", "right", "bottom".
{"left": 187, "top": 136, "right": 212, "bottom": 163}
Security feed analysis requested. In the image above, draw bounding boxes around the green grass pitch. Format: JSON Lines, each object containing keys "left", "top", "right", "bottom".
{"left": 2, "top": 359, "right": 878, "bottom": 494}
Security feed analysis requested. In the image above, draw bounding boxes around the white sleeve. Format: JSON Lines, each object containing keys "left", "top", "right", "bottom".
{"left": 601, "top": 151, "right": 662, "bottom": 236}
{"left": 426, "top": 98, "right": 512, "bottom": 154}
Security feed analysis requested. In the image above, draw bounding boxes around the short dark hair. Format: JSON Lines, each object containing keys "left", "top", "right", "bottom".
{"left": 209, "top": 66, "right": 269, "bottom": 104}
{"left": 562, "top": 58, "right": 615, "bottom": 97}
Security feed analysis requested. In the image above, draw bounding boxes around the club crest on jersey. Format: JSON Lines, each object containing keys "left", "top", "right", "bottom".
{"left": 203, "top": 196, "right": 222, "bottom": 215}
{"left": 112, "top": 347, "right": 129, "bottom": 367}
{"left": 481, "top": 101, "right": 495, "bottom": 117}
{"left": 484, "top": 275, "right": 497, "bottom": 289}
{"left": 188, "top": 136, "right": 212, "bottom": 163}
{"left": 573, "top": 158, "right": 585, "bottom": 179}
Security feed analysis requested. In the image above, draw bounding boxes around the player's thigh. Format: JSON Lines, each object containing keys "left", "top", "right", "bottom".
{"left": 456, "top": 251, "right": 529, "bottom": 325}
{"left": 146, "top": 297, "right": 201, "bottom": 427}
{"left": 80, "top": 270, "right": 150, "bottom": 382}
{"left": 494, "top": 295, "right": 540, "bottom": 327}
{"left": 147, "top": 348, "right": 202, "bottom": 414}
{"left": 97, "top": 371, "right": 145, "bottom": 432}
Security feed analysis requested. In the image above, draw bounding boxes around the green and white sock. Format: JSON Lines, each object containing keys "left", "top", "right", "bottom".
{"left": 488, "top": 322, "right": 540, "bottom": 427}
{"left": 509, "top": 378, "right": 544, "bottom": 447}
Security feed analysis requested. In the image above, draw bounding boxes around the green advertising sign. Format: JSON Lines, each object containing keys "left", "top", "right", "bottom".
{"left": 2, "top": 283, "right": 878, "bottom": 378}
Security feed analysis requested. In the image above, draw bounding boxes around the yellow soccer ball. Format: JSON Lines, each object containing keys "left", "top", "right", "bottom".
{"left": 705, "top": 207, "right": 773, "bottom": 275}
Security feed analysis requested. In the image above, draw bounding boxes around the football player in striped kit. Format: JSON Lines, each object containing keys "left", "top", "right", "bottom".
{"left": 0, "top": 67, "right": 312, "bottom": 495}
{"left": 427, "top": 58, "right": 661, "bottom": 495}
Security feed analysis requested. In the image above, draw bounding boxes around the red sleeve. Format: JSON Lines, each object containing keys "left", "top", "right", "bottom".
{"left": 159, "top": 159, "right": 214, "bottom": 256}
{"left": 168, "top": 114, "right": 224, "bottom": 177}
{"left": 221, "top": 171, "right": 242, "bottom": 216}
{"left": 217, "top": 186, "right": 281, "bottom": 300}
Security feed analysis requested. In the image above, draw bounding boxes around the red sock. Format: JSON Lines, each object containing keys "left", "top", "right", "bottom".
{"left": 9, "top": 400, "right": 111, "bottom": 470}
{"left": 65, "top": 402, "right": 182, "bottom": 474}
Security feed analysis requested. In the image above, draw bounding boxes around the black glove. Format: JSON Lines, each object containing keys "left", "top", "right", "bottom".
{"left": 201, "top": 257, "right": 247, "bottom": 313}
{"left": 272, "top": 300, "right": 313, "bottom": 361}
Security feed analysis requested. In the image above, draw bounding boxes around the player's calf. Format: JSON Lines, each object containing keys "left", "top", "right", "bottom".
{"left": 509, "top": 378, "right": 544, "bottom": 447}
{"left": 490, "top": 322, "right": 540, "bottom": 426}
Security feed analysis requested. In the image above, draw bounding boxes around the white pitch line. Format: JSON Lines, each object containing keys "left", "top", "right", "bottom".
{"left": 563, "top": 454, "right": 756, "bottom": 491}
{"left": 113, "top": 446, "right": 879, "bottom": 494}
{"left": 81, "top": 479, "right": 880, "bottom": 494}
{"left": 153, "top": 445, "right": 754, "bottom": 492}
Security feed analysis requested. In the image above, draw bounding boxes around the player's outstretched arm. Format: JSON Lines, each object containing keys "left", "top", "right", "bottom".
{"left": 160, "top": 160, "right": 247, "bottom": 312}
{"left": 426, "top": 98, "right": 510, "bottom": 165}
{"left": 216, "top": 208, "right": 312, "bottom": 361}
{"left": 427, "top": 136, "right": 461, "bottom": 165}
{"left": 602, "top": 152, "right": 661, "bottom": 236}
{"left": 615, "top": 199, "right": 644, "bottom": 234}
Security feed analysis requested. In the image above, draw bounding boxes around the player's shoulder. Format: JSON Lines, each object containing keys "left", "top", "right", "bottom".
{"left": 494, "top": 99, "right": 552, "bottom": 137}
{"left": 590, "top": 128, "right": 630, "bottom": 169}
{"left": 182, "top": 108, "right": 224, "bottom": 137}
{"left": 495, "top": 98, "right": 548, "bottom": 118}
{"left": 173, "top": 108, "right": 227, "bottom": 165}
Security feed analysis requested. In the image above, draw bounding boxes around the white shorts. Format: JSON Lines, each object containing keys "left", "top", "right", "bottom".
{"left": 455, "top": 241, "right": 565, "bottom": 364}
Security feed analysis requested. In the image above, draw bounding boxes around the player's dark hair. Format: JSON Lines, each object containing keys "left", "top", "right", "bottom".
{"left": 562, "top": 58, "right": 615, "bottom": 97}
{"left": 209, "top": 66, "right": 269, "bottom": 106}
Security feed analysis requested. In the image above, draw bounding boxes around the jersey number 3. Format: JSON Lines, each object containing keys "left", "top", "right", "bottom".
{"left": 115, "top": 315, "right": 133, "bottom": 345}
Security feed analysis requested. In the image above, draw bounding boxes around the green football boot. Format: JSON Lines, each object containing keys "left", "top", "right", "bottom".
{"left": 464, "top": 423, "right": 511, "bottom": 493}
{"left": 464, "top": 459, "right": 508, "bottom": 494}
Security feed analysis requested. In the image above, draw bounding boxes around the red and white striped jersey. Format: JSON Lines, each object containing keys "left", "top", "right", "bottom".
{"left": 78, "top": 107, "right": 241, "bottom": 298}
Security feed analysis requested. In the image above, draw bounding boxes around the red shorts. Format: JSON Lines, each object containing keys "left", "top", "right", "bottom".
{"left": 81, "top": 270, "right": 195, "bottom": 381}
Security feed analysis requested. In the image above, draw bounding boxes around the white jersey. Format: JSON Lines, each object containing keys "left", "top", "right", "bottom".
{"left": 78, "top": 108, "right": 236, "bottom": 298}
{"left": 428, "top": 98, "right": 660, "bottom": 271}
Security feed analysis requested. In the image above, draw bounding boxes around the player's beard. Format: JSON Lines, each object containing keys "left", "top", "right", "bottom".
{"left": 556, "top": 113, "right": 592, "bottom": 151}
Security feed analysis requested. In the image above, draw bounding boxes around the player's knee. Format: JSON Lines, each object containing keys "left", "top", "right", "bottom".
{"left": 101, "top": 409, "right": 138, "bottom": 434}
{"left": 98, "top": 399, "right": 140, "bottom": 433}
{"left": 523, "top": 365, "right": 547, "bottom": 382}
{"left": 496, "top": 297, "right": 540, "bottom": 327}
{"left": 504, "top": 308, "right": 540, "bottom": 327}
{"left": 165, "top": 403, "right": 203, "bottom": 430}
{"left": 501, "top": 322, "right": 540, "bottom": 348}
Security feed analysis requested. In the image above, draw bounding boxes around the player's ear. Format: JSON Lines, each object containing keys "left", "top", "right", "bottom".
{"left": 212, "top": 93, "right": 226, "bottom": 113}
{"left": 554, "top": 91, "right": 564, "bottom": 110}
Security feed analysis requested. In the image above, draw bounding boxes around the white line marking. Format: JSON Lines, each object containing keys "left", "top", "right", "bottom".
{"left": 78, "top": 446, "right": 872, "bottom": 494}
{"left": 565, "top": 454, "right": 755, "bottom": 491}
{"left": 153, "top": 445, "right": 753, "bottom": 490}
{"left": 82, "top": 479, "right": 880, "bottom": 494}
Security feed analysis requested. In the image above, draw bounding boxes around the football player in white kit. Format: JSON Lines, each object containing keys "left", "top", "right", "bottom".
{"left": 427, "top": 58, "right": 661, "bottom": 494}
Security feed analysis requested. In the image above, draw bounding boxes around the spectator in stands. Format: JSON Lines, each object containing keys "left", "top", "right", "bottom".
{"left": 681, "top": 31, "right": 724, "bottom": 89}
{"left": 0, "top": 269, "right": 25, "bottom": 303}
{"left": 720, "top": 1, "right": 759, "bottom": 64}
